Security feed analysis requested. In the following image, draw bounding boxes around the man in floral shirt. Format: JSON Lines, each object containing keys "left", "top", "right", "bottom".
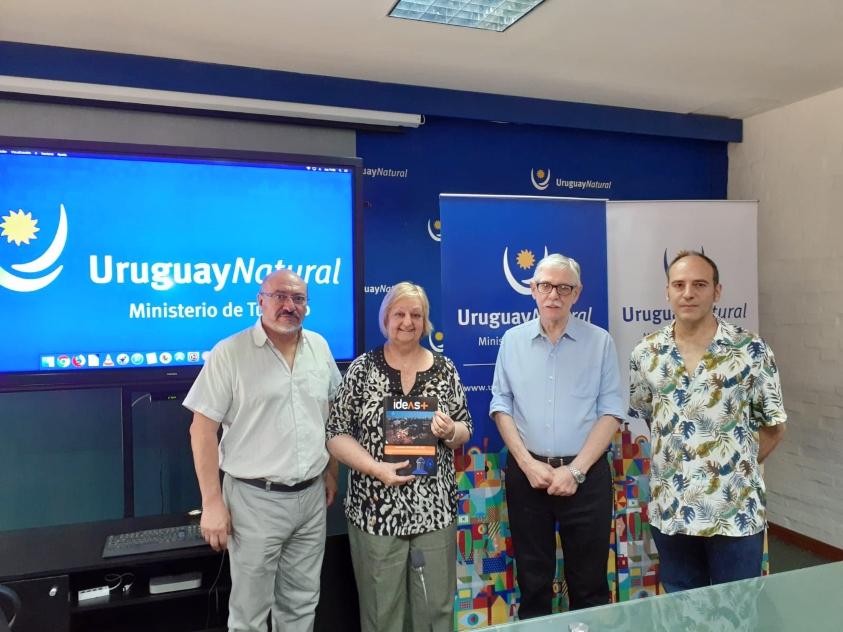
{"left": 629, "top": 251, "right": 787, "bottom": 592}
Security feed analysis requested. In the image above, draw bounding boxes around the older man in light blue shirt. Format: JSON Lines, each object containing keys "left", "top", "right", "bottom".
{"left": 490, "top": 253, "right": 624, "bottom": 619}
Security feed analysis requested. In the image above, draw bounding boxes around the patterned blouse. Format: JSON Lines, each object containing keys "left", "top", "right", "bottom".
{"left": 628, "top": 317, "right": 787, "bottom": 537}
{"left": 326, "top": 346, "right": 472, "bottom": 536}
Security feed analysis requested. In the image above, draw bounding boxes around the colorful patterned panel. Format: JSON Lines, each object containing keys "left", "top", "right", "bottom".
{"left": 455, "top": 446, "right": 517, "bottom": 629}
{"left": 613, "top": 424, "right": 660, "bottom": 602}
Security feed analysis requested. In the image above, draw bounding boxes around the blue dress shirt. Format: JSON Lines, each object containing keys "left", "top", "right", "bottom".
{"left": 489, "top": 317, "right": 624, "bottom": 457}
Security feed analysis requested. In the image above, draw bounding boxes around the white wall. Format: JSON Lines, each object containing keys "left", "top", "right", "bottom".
{"left": 729, "top": 87, "right": 843, "bottom": 547}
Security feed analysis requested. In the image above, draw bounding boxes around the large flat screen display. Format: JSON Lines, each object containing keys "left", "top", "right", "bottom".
{"left": 0, "top": 137, "right": 361, "bottom": 390}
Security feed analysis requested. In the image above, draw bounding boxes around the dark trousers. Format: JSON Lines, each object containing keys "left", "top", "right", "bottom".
{"left": 505, "top": 455, "right": 613, "bottom": 619}
{"left": 650, "top": 526, "right": 765, "bottom": 593}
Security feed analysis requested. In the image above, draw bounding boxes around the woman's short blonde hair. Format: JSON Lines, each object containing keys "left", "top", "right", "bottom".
{"left": 378, "top": 282, "right": 434, "bottom": 339}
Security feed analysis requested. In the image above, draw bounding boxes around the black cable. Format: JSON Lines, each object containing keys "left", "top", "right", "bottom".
{"left": 159, "top": 448, "right": 165, "bottom": 514}
{"left": 104, "top": 571, "right": 135, "bottom": 594}
{"left": 130, "top": 393, "right": 152, "bottom": 408}
{"left": 206, "top": 549, "right": 227, "bottom": 630}
{"left": 0, "top": 584, "right": 21, "bottom": 628}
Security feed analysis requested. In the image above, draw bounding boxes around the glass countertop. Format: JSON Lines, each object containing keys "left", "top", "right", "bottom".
{"left": 487, "top": 561, "right": 842, "bottom": 631}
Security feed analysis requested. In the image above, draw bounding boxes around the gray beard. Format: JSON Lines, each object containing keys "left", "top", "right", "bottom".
{"left": 272, "top": 322, "right": 301, "bottom": 335}
{"left": 262, "top": 316, "right": 302, "bottom": 336}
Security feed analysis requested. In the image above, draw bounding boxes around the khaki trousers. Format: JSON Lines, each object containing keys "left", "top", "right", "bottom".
{"left": 348, "top": 521, "right": 457, "bottom": 632}
{"left": 223, "top": 474, "right": 326, "bottom": 632}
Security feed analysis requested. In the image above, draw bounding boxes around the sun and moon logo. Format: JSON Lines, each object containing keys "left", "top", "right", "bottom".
{"left": 0, "top": 204, "right": 69, "bottom": 292}
{"left": 530, "top": 168, "right": 551, "bottom": 191}
{"left": 1, "top": 209, "right": 40, "bottom": 245}
{"left": 427, "top": 330, "right": 444, "bottom": 353}
{"left": 503, "top": 245, "right": 548, "bottom": 295}
{"left": 427, "top": 217, "right": 441, "bottom": 242}
{"left": 417, "top": 215, "right": 445, "bottom": 349}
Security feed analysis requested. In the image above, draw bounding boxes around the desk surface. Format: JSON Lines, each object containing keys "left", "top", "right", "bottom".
{"left": 0, "top": 514, "right": 217, "bottom": 581}
{"left": 488, "top": 561, "right": 842, "bottom": 631}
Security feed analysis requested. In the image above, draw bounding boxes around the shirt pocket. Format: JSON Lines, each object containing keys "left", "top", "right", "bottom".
{"left": 569, "top": 369, "right": 600, "bottom": 401}
{"left": 307, "top": 368, "right": 332, "bottom": 403}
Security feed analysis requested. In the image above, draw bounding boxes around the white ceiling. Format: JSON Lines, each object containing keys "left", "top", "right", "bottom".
{"left": 3, "top": 0, "right": 843, "bottom": 119}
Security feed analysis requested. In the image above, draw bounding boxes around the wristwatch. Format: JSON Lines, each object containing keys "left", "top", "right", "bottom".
{"left": 566, "top": 465, "right": 586, "bottom": 484}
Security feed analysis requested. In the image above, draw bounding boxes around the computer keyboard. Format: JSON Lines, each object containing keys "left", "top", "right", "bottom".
{"left": 102, "top": 524, "right": 207, "bottom": 558}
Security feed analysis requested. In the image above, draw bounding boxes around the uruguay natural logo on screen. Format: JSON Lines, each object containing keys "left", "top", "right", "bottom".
{"left": 0, "top": 204, "right": 67, "bottom": 292}
{"left": 530, "top": 168, "right": 551, "bottom": 191}
{"left": 502, "top": 246, "right": 548, "bottom": 295}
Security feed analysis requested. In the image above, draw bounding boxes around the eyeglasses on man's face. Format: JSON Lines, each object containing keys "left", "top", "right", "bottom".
{"left": 259, "top": 291, "right": 307, "bottom": 306}
{"left": 535, "top": 281, "right": 577, "bottom": 297}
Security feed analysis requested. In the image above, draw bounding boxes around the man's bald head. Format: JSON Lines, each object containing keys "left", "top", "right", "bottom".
{"left": 260, "top": 269, "right": 306, "bottom": 294}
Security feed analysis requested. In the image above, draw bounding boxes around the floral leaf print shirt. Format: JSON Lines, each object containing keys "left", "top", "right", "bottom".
{"left": 628, "top": 317, "right": 787, "bottom": 537}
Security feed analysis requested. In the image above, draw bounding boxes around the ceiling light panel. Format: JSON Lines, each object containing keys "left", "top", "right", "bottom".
{"left": 389, "top": 0, "right": 546, "bottom": 32}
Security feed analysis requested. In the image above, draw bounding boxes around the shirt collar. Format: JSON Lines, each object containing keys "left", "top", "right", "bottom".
{"left": 530, "top": 315, "right": 581, "bottom": 342}
{"left": 251, "top": 318, "right": 270, "bottom": 347}
{"left": 667, "top": 315, "right": 734, "bottom": 350}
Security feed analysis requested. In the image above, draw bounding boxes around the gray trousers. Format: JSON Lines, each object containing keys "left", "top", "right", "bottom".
{"left": 348, "top": 521, "right": 457, "bottom": 632}
{"left": 223, "top": 474, "right": 327, "bottom": 632}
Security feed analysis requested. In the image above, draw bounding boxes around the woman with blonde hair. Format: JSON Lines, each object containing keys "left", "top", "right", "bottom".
{"left": 327, "top": 281, "right": 472, "bottom": 632}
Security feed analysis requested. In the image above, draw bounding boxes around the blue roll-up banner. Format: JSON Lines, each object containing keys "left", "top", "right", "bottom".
{"left": 440, "top": 194, "right": 608, "bottom": 452}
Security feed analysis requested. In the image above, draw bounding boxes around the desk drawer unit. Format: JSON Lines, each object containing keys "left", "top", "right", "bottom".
{"left": 3, "top": 574, "right": 69, "bottom": 632}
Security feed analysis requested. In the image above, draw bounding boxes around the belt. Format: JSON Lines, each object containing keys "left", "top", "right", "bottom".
{"left": 235, "top": 476, "right": 318, "bottom": 492}
{"left": 528, "top": 452, "right": 576, "bottom": 468}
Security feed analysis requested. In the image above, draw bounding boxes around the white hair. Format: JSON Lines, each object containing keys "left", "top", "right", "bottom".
{"left": 531, "top": 253, "right": 582, "bottom": 286}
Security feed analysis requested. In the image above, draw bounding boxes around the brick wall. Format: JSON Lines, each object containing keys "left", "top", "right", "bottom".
{"left": 728, "top": 86, "right": 843, "bottom": 547}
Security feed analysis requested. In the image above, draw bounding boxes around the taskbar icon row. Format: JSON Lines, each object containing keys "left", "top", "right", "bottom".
{"left": 40, "top": 350, "right": 211, "bottom": 370}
